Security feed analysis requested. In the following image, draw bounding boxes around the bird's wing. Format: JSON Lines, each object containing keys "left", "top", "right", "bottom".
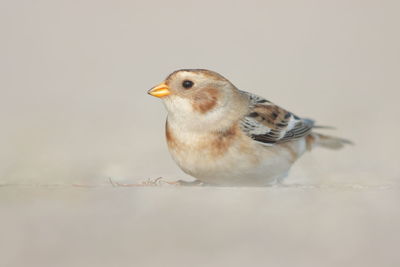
{"left": 239, "top": 91, "right": 314, "bottom": 145}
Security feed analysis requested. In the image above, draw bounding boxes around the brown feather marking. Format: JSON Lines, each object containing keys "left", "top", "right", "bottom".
{"left": 165, "top": 121, "right": 177, "bottom": 150}
{"left": 192, "top": 88, "right": 219, "bottom": 114}
{"left": 165, "top": 69, "right": 227, "bottom": 83}
{"left": 305, "top": 134, "right": 316, "bottom": 151}
{"left": 202, "top": 124, "right": 237, "bottom": 156}
{"left": 252, "top": 104, "right": 289, "bottom": 129}
{"left": 198, "top": 69, "right": 227, "bottom": 81}
{"left": 166, "top": 121, "right": 261, "bottom": 167}
{"left": 280, "top": 143, "right": 298, "bottom": 163}
{"left": 166, "top": 120, "right": 239, "bottom": 158}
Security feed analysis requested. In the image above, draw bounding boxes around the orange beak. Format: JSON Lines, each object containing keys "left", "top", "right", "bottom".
{"left": 147, "top": 83, "right": 171, "bottom": 98}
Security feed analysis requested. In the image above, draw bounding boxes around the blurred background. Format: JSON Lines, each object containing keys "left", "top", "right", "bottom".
{"left": 1, "top": 0, "right": 399, "bottom": 266}
{"left": 1, "top": 0, "right": 399, "bottom": 185}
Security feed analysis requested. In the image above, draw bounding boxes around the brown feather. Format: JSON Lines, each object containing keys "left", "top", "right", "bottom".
{"left": 251, "top": 104, "right": 291, "bottom": 130}
{"left": 192, "top": 88, "right": 219, "bottom": 114}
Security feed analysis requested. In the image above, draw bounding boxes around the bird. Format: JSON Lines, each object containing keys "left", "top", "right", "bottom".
{"left": 147, "top": 69, "right": 351, "bottom": 186}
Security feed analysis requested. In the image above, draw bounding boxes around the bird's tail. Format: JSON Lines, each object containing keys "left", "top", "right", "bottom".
{"left": 306, "top": 133, "right": 353, "bottom": 151}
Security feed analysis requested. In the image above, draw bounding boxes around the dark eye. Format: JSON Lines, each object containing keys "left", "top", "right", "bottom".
{"left": 182, "top": 80, "right": 194, "bottom": 89}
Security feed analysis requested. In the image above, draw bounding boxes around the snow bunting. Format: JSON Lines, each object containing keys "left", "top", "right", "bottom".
{"left": 148, "top": 69, "right": 351, "bottom": 186}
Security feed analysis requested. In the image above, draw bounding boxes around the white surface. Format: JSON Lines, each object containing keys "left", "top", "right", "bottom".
{"left": 1, "top": 185, "right": 399, "bottom": 267}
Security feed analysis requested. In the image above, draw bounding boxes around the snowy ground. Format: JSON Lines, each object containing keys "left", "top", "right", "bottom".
{"left": 1, "top": 184, "right": 399, "bottom": 267}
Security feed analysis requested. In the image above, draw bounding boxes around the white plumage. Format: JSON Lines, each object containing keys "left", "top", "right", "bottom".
{"left": 148, "top": 69, "right": 351, "bottom": 186}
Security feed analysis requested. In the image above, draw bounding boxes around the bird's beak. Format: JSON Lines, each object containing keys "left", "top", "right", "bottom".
{"left": 148, "top": 83, "right": 171, "bottom": 98}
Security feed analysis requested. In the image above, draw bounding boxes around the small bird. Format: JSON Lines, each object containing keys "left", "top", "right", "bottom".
{"left": 148, "top": 69, "right": 351, "bottom": 186}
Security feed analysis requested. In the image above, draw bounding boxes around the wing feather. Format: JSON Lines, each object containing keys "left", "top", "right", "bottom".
{"left": 240, "top": 91, "right": 314, "bottom": 145}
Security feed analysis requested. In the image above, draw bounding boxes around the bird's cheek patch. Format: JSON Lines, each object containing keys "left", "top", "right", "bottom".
{"left": 192, "top": 88, "right": 219, "bottom": 114}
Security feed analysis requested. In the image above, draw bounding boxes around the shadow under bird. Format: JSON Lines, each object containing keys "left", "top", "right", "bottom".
{"left": 148, "top": 69, "right": 351, "bottom": 186}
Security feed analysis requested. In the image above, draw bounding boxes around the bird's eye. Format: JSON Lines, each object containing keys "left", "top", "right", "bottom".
{"left": 182, "top": 80, "right": 194, "bottom": 89}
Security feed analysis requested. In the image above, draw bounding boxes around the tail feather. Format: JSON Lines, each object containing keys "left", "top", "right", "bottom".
{"left": 306, "top": 133, "right": 353, "bottom": 150}
{"left": 312, "top": 125, "right": 336, "bottom": 130}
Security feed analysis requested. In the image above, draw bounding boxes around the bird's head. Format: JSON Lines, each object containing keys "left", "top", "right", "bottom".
{"left": 148, "top": 69, "right": 236, "bottom": 113}
{"left": 148, "top": 69, "right": 248, "bottom": 131}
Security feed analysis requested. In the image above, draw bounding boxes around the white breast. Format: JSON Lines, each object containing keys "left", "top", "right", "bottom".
{"left": 166, "top": 120, "right": 307, "bottom": 186}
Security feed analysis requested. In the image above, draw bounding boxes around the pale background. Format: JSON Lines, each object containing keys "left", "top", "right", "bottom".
{"left": 1, "top": 0, "right": 399, "bottom": 266}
